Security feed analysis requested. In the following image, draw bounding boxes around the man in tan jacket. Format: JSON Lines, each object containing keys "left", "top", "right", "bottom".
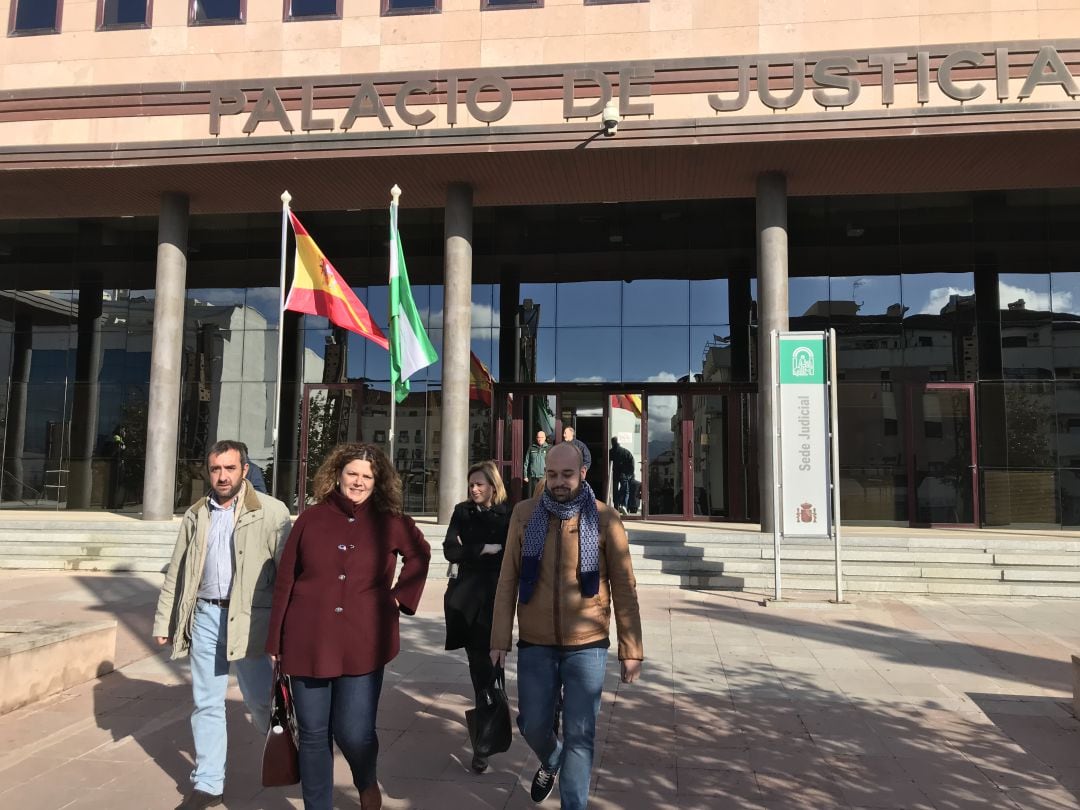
{"left": 152, "top": 440, "right": 291, "bottom": 810}
{"left": 491, "top": 442, "right": 643, "bottom": 809}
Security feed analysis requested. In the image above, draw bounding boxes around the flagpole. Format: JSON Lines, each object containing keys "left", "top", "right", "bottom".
{"left": 388, "top": 184, "right": 401, "bottom": 466}
{"left": 272, "top": 190, "right": 291, "bottom": 499}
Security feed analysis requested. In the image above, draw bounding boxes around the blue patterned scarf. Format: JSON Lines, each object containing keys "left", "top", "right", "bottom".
{"left": 520, "top": 482, "right": 600, "bottom": 604}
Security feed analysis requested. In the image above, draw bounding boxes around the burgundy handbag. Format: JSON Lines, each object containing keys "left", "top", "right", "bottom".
{"left": 261, "top": 661, "right": 300, "bottom": 787}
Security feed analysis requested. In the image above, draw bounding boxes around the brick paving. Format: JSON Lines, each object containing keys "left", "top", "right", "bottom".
{"left": 2, "top": 570, "right": 1080, "bottom": 808}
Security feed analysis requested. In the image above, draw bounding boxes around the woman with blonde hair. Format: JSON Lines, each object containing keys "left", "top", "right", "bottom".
{"left": 443, "top": 459, "right": 511, "bottom": 773}
{"left": 267, "top": 443, "right": 431, "bottom": 810}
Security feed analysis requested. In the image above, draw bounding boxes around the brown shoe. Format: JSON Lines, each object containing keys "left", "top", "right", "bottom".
{"left": 359, "top": 783, "right": 382, "bottom": 810}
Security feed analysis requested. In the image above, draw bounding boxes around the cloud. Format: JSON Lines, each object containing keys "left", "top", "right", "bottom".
{"left": 998, "top": 282, "right": 1072, "bottom": 314}
{"left": 642, "top": 382, "right": 679, "bottom": 439}
{"left": 918, "top": 287, "right": 975, "bottom": 315}
{"left": 423, "top": 302, "right": 498, "bottom": 330}
{"left": 918, "top": 283, "right": 1074, "bottom": 315}
{"left": 645, "top": 372, "right": 679, "bottom": 383}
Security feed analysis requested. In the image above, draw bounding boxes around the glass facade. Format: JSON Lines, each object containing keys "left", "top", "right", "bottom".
{"left": 1, "top": 190, "right": 1080, "bottom": 525}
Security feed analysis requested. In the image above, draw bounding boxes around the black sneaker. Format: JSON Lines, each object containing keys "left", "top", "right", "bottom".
{"left": 530, "top": 765, "right": 558, "bottom": 803}
{"left": 177, "top": 790, "right": 223, "bottom": 810}
{"left": 471, "top": 753, "right": 488, "bottom": 773}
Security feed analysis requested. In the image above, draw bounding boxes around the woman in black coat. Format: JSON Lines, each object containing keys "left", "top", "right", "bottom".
{"left": 443, "top": 459, "right": 511, "bottom": 774}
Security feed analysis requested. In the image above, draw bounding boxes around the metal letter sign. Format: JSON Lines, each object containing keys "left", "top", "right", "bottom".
{"left": 778, "top": 334, "right": 831, "bottom": 538}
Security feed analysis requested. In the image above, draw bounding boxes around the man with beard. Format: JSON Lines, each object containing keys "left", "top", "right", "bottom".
{"left": 490, "top": 442, "right": 643, "bottom": 809}
{"left": 153, "top": 440, "right": 291, "bottom": 809}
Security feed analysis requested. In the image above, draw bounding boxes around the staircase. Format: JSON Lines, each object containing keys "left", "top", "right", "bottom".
{"left": 0, "top": 519, "right": 179, "bottom": 573}
{"left": 4, "top": 517, "right": 1080, "bottom": 597}
{"left": 625, "top": 528, "right": 1080, "bottom": 597}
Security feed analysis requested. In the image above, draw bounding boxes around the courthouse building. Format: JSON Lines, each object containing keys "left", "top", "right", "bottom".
{"left": 1, "top": 0, "right": 1079, "bottom": 529}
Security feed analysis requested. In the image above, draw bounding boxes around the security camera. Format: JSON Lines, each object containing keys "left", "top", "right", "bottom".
{"left": 601, "top": 101, "right": 619, "bottom": 137}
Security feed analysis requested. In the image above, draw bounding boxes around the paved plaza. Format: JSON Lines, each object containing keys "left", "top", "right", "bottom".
{"left": 2, "top": 570, "right": 1080, "bottom": 808}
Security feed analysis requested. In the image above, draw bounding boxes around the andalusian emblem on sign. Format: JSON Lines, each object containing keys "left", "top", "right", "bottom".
{"left": 792, "top": 347, "right": 815, "bottom": 378}
{"left": 796, "top": 502, "right": 818, "bottom": 524}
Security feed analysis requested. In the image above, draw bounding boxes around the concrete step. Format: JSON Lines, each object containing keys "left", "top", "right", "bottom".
{"left": 629, "top": 545, "right": 1004, "bottom": 566}
{"left": 0, "top": 557, "right": 168, "bottom": 573}
{"left": 635, "top": 555, "right": 1013, "bottom": 581}
{"left": 993, "top": 552, "right": 1080, "bottom": 567}
{"left": 633, "top": 570, "right": 1080, "bottom": 597}
{"left": 625, "top": 530, "right": 1080, "bottom": 554}
{"left": 0, "top": 542, "right": 173, "bottom": 557}
{"left": 1003, "top": 568, "right": 1080, "bottom": 583}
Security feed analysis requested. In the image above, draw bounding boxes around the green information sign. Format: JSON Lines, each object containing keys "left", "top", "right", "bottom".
{"left": 779, "top": 337, "right": 825, "bottom": 385}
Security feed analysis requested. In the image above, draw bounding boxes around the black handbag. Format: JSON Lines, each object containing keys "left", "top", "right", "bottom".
{"left": 466, "top": 665, "right": 512, "bottom": 757}
{"left": 261, "top": 661, "right": 301, "bottom": 787}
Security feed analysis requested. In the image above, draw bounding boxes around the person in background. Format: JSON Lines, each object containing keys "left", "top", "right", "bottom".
{"left": 106, "top": 425, "right": 127, "bottom": 509}
{"left": 609, "top": 437, "right": 635, "bottom": 515}
{"left": 561, "top": 425, "right": 591, "bottom": 472}
{"left": 266, "top": 443, "right": 430, "bottom": 810}
{"left": 524, "top": 430, "right": 550, "bottom": 496}
{"left": 237, "top": 442, "right": 268, "bottom": 494}
{"left": 153, "top": 440, "right": 292, "bottom": 810}
{"left": 491, "top": 442, "right": 643, "bottom": 809}
{"left": 442, "top": 460, "right": 512, "bottom": 774}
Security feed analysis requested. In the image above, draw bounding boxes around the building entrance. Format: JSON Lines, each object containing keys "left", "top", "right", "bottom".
{"left": 908, "top": 383, "right": 979, "bottom": 527}
{"left": 494, "top": 384, "right": 757, "bottom": 522}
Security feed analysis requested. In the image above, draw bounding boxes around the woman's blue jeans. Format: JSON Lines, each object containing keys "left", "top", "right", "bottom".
{"left": 291, "top": 669, "right": 384, "bottom": 810}
{"left": 516, "top": 646, "right": 608, "bottom": 810}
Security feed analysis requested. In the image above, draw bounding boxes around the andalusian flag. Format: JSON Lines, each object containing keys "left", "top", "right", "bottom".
{"left": 285, "top": 211, "right": 388, "bottom": 349}
{"left": 389, "top": 199, "right": 437, "bottom": 403}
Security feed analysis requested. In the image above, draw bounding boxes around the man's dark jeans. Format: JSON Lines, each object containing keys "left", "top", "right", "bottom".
{"left": 614, "top": 474, "right": 632, "bottom": 511}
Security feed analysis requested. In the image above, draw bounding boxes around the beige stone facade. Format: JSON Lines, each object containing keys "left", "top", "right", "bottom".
{"left": 1, "top": 1, "right": 1078, "bottom": 160}
{"left": 1, "top": 3, "right": 1080, "bottom": 530}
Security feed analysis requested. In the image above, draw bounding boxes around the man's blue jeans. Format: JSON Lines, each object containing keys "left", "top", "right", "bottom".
{"left": 189, "top": 600, "right": 272, "bottom": 795}
{"left": 517, "top": 645, "right": 608, "bottom": 810}
{"left": 291, "top": 669, "right": 385, "bottom": 810}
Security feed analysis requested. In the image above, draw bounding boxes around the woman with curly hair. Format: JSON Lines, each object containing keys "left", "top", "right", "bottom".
{"left": 267, "top": 443, "right": 431, "bottom": 810}
{"left": 442, "top": 460, "right": 511, "bottom": 773}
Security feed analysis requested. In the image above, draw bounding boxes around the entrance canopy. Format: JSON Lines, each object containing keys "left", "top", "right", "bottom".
{"left": 2, "top": 126, "right": 1079, "bottom": 220}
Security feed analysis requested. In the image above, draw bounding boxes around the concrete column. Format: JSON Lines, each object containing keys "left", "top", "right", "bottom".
{"left": 438, "top": 183, "right": 473, "bottom": 524}
{"left": 67, "top": 283, "right": 104, "bottom": 509}
{"left": 756, "top": 173, "right": 789, "bottom": 532}
{"left": 142, "top": 193, "right": 189, "bottom": 520}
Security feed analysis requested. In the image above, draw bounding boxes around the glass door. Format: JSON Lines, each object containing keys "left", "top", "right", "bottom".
{"left": 644, "top": 394, "right": 685, "bottom": 517}
{"left": 907, "top": 383, "right": 978, "bottom": 526}
{"left": 608, "top": 392, "right": 643, "bottom": 516}
{"left": 299, "top": 383, "right": 363, "bottom": 511}
{"left": 691, "top": 395, "right": 728, "bottom": 518}
{"left": 559, "top": 391, "right": 607, "bottom": 499}
{"left": 496, "top": 387, "right": 557, "bottom": 502}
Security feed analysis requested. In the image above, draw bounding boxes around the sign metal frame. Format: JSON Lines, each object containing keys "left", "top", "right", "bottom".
{"left": 770, "top": 329, "right": 844, "bottom": 603}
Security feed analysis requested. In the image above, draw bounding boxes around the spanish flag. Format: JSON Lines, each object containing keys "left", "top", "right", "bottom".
{"left": 285, "top": 211, "right": 389, "bottom": 349}
{"left": 469, "top": 352, "right": 494, "bottom": 406}
{"left": 610, "top": 393, "right": 642, "bottom": 418}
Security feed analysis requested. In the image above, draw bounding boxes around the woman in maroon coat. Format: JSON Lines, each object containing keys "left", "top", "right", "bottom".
{"left": 267, "top": 443, "right": 431, "bottom": 810}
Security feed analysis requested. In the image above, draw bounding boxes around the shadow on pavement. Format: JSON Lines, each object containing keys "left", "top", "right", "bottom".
{"left": 33, "top": 569, "right": 1080, "bottom": 807}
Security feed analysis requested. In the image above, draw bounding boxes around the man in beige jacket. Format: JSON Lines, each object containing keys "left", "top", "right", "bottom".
{"left": 491, "top": 442, "right": 643, "bottom": 809}
{"left": 152, "top": 440, "right": 291, "bottom": 810}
